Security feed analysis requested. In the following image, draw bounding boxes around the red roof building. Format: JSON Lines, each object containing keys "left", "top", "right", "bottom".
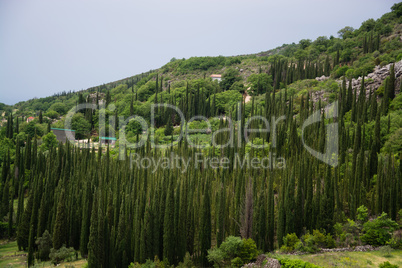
{"left": 210, "top": 74, "right": 222, "bottom": 81}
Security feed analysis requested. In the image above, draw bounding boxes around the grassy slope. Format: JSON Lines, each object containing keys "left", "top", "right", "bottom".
{"left": 281, "top": 249, "right": 402, "bottom": 267}
{"left": 0, "top": 240, "right": 88, "bottom": 268}
{"left": 0, "top": 241, "right": 26, "bottom": 267}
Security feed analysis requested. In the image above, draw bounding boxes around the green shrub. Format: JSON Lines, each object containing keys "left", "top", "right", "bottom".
{"left": 390, "top": 93, "right": 402, "bottom": 111}
{"left": 45, "top": 110, "right": 59, "bottom": 119}
{"left": 357, "top": 205, "right": 369, "bottom": 223}
{"left": 325, "top": 233, "right": 336, "bottom": 248}
{"left": 312, "top": 230, "right": 327, "bottom": 248}
{"left": 296, "top": 232, "right": 318, "bottom": 253}
{"left": 295, "top": 230, "right": 335, "bottom": 253}
{"left": 231, "top": 257, "right": 244, "bottom": 268}
{"left": 238, "top": 238, "right": 259, "bottom": 264}
{"left": 281, "top": 233, "right": 300, "bottom": 252}
{"left": 334, "top": 218, "right": 361, "bottom": 247}
{"left": 278, "top": 257, "right": 322, "bottom": 268}
{"left": 387, "top": 230, "right": 402, "bottom": 249}
{"left": 335, "top": 65, "right": 349, "bottom": 78}
{"left": 207, "top": 236, "right": 258, "bottom": 267}
{"left": 361, "top": 212, "right": 399, "bottom": 246}
{"left": 49, "top": 245, "right": 75, "bottom": 265}
{"left": 378, "top": 261, "right": 398, "bottom": 268}
{"left": 177, "top": 252, "right": 195, "bottom": 268}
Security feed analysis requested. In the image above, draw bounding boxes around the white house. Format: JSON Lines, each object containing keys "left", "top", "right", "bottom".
{"left": 210, "top": 74, "right": 222, "bottom": 82}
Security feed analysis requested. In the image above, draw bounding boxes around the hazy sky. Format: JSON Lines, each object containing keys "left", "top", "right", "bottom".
{"left": 0, "top": 0, "right": 399, "bottom": 105}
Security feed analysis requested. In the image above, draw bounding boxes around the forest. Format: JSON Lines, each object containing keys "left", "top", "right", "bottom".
{"left": 0, "top": 3, "right": 402, "bottom": 268}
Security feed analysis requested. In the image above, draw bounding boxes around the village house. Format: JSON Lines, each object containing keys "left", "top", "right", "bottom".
{"left": 210, "top": 74, "right": 222, "bottom": 82}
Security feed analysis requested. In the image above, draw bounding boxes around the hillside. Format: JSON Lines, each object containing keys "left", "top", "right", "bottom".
{"left": 0, "top": 3, "right": 402, "bottom": 268}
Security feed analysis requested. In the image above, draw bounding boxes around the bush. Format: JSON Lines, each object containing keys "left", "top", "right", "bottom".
{"left": 177, "top": 252, "right": 195, "bottom": 268}
{"left": 238, "top": 238, "right": 259, "bottom": 264}
{"left": 356, "top": 205, "right": 369, "bottom": 223}
{"left": 212, "top": 90, "right": 243, "bottom": 115}
{"left": 379, "top": 261, "right": 398, "bottom": 268}
{"left": 387, "top": 230, "right": 402, "bottom": 249}
{"left": 334, "top": 218, "right": 361, "bottom": 247}
{"left": 335, "top": 65, "right": 349, "bottom": 78}
{"left": 40, "top": 131, "right": 58, "bottom": 151}
{"left": 295, "top": 230, "right": 335, "bottom": 253}
{"left": 45, "top": 110, "right": 59, "bottom": 119}
{"left": 296, "top": 232, "right": 318, "bottom": 253}
{"left": 231, "top": 257, "right": 244, "bottom": 268}
{"left": 277, "top": 257, "right": 321, "bottom": 268}
{"left": 49, "top": 245, "right": 75, "bottom": 265}
{"left": 207, "top": 236, "right": 258, "bottom": 267}
{"left": 361, "top": 212, "right": 399, "bottom": 246}
{"left": 281, "top": 233, "right": 300, "bottom": 252}
{"left": 325, "top": 233, "right": 336, "bottom": 248}
{"left": 49, "top": 102, "right": 67, "bottom": 115}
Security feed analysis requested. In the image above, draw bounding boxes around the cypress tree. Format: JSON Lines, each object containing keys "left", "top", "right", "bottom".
{"left": 163, "top": 176, "right": 175, "bottom": 264}
{"left": 27, "top": 223, "right": 35, "bottom": 267}
{"left": 87, "top": 196, "right": 99, "bottom": 268}
{"left": 53, "top": 189, "right": 67, "bottom": 250}
{"left": 216, "top": 186, "right": 225, "bottom": 247}
{"left": 0, "top": 178, "right": 9, "bottom": 219}
{"left": 369, "top": 111, "right": 381, "bottom": 178}
{"left": 164, "top": 115, "right": 174, "bottom": 137}
{"left": 7, "top": 186, "right": 13, "bottom": 238}
{"left": 17, "top": 192, "right": 33, "bottom": 250}
{"left": 199, "top": 180, "right": 211, "bottom": 267}
{"left": 277, "top": 177, "right": 286, "bottom": 248}
{"left": 80, "top": 182, "right": 91, "bottom": 258}
{"left": 130, "top": 96, "right": 134, "bottom": 116}
{"left": 285, "top": 170, "right": 295, "bottom": 236}
{"left": 295, "top": 168, "right": 304, "bottom": 237}
{"left": 267, "top": 175, "right": 275, "bottom": 251}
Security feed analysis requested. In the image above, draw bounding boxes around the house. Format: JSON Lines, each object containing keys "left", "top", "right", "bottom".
{"left": 26, "top": 116, "right": 35, "bottom": 123}
{"left": 210, "top": 74, "right": 222, "bottom": 82}
{"left": 100, "top": 137, "right": 117, "bottom": 145}
{"left": 51, "top": 128, "right": 76, "bottom": 143}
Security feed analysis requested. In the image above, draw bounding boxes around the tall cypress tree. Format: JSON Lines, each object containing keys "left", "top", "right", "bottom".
{"left": 53, "top": 189, "right": 67, "bottom": 250}
{"left": 285, "top": 170, "right": 295, "bottom": 236}
{"left": 199, "top": 180, "right": 211, "bottom": 267}
{"left": 163, "top": 176, "right": 175, "bottom": 264}
{"left": 87, "top": 196, "right": 99, "bottom": 268}
{"left": 17, "top": 192, "right": 33, "bottom": 250}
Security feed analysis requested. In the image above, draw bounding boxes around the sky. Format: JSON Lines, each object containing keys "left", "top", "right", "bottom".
{"left": 0, "top": 0, "right": 399, "bottom": 105}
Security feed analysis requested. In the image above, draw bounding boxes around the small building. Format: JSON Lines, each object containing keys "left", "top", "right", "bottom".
{"left": 51, "top": 128, "right": 76, "bottom": 143}
{"left": 210, "top": 74, "right": 222, "bottom": 82}
{"left": 26, "top": 116, "right": 35, "bottom": 123}
{"left": 100, "top": 137, "right": 117, "bottom": 145}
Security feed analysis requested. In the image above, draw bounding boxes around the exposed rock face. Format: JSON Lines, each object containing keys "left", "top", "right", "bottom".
{"left": 264, "top": 258, "right": 281, "bottom": 268}
{"left": 311, "top": 90, "right": 328, "bottom": 103}
{"left": 342, "top": 60, "right": 402, "bottom": 98}
{"left": 315, "top": 75, "right": 329, "bottom": 82}
{"left": 242, "top": 255, "right": 281, "bottom": 268}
